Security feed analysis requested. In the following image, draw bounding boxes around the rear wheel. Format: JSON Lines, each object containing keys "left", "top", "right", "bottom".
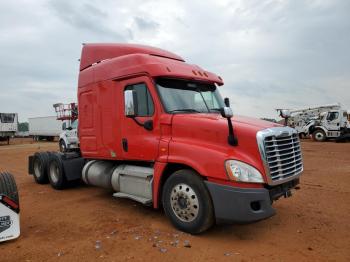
{"left": 0, "top": 172, "right": 19, "bottom": 203}
{"left": 162, "top": 169, "right": 214, "bottom": 234}
{"left": 33, "top": 152, "right": 50, "bottom": 184}
{"left": 313, "top": 129, "right": 326, "bottom": 142}
{"left": 48, "top": 153, "right": 67, "bottom": 190}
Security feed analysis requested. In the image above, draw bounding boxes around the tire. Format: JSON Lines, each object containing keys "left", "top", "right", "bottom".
{"left": 162, "top": 169, "right": 214, "bottom": 234}
{"left": 59, "top": 139, "right": 67, "bottom": 153}
{"left": 33, "top": 152, "right": 50, "bottom": 184}
{"left": 0, "top": 172, "right": 19, "bottom": 203}
{"left": 48, "top": 153, "right": 67, "bottom": 190}
{"left": 299, "top": 133, "right": 306, "bottom": 139}
{"left": 313, "top": 129, "right": 326, "bottom": 142}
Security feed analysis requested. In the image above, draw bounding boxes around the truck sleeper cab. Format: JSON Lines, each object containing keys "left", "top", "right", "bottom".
{"left": 28, "top": 44, "right": 303, "bottom": 234}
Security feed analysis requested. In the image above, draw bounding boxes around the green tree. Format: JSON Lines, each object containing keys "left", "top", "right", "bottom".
{"left": 18, "top": 122, "right": 29, "bottom": 132}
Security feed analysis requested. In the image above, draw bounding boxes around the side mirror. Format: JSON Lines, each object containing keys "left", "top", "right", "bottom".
{"left": 124, "top": 90, "right": 138, "bottom": 117}
{"left": 221, "top": 97, "right": 233, "bottom": 118}
{"left": 62, "top": 122, "right": 66, "bottom": 130}
{"left": 280, "top": 109, "right": 291, "bottom": 119}
{"left": 224, "top": 97, "right": 230, "bottom": 107}
{"left": 221, "top": 107, "right": 233, "bottom": 118}
{"left": 221, "top": 97, "right": 237, "bottom": 146}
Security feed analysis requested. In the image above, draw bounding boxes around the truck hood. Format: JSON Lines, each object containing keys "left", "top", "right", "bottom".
{"left": 170, "top": 113, "right": 282, "bottom": 178}
{"left": 172, "top": 113, "right": 280, "bottom": 139}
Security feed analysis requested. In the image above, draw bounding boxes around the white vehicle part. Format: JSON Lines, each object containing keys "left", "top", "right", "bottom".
{"left": 0, "top": 196, "right": 20, "bottom": 242}
{"left": 28, "top": 116, "right": 63, "bottom": 137}
{"left": 82, "top": 161, "right": 153, "bottom": 205}
{"left": 59, "top": 131, "right": 79, "bottom": 150}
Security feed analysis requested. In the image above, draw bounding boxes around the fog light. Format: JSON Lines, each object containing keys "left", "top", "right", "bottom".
{"left": 250, "top": 201, "right": 261, "bottom": 211}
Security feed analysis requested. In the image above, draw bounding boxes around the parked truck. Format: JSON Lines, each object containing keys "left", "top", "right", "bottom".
{"left": 53, "top": 103, "right": 79, "bottom": 152}
{"left": 277, "top": 104, "right": 350, "bottom": 142}
{"left": 0, "top": 113, "right": 18, "bottom": 145}
{"left": 29, "top": 116, "right": 64, "bottom": 141}
{"left": 28, "top": 44, "right": 303, "bottom": 234}
{"left": 59, "top": 119, "right": 79, "bottom": 152}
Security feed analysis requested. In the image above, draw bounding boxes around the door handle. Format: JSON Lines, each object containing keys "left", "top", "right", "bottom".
{"left": 122, "top": 138, "right": 128, "bottom": 152}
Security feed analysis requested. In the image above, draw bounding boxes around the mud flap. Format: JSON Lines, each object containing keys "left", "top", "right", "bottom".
{"left": 0, "top": 195, "right": 20, "bottom": 242}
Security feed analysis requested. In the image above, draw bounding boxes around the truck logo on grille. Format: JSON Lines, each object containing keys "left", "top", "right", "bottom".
{"left": 0, "top": 216, "right": 12, "bottom": 233}
{"left": 278, "top": 131, "right": 290, "bottom": 137}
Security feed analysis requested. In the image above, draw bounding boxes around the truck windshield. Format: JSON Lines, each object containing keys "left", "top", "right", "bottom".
{"left": 156, "top": 78, "right": 225, "bottom": 113}
{"left": 71, "top": 120, "right": 78, "bottom": 129}
{"left": 0, "top": 113, "right": 15, "bottom": 123}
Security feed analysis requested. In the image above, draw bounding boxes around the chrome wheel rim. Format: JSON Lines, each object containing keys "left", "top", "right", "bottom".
{"left": 170, "top": 183, "right": 199, "bottom": 222}
{"left": 33, "top": 159, "right": 41, "bottom": 178}
{"left": 60, "top": 142, "right": 65, "bottom": 152}
{"left": 315, "top": 132, "right": 324, "bottom": 140}
{"left": 49, "top": 162, "right": 59, "bottom": 184}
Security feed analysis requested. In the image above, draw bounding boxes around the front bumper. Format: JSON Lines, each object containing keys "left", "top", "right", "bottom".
{"left": 205, "top": 179, "right": 299, "bottom": 224}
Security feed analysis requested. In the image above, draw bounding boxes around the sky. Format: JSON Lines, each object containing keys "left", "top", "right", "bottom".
{"left": 0, "top": 0, "right": 349, "bottom": 122}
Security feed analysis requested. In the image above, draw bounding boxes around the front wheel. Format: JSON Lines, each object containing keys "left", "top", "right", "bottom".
{"left": 59, "top": 139, "right": 67, "bottom": 153}
{"left": 162, "top": 169, "right": 214, "bottom": 234}
{"left": 313, "top": 130, "right": 326, "bottom": 142}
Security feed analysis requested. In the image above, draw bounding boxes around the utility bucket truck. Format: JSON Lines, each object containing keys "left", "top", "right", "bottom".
{"left": 53, "top": 103, "right": 79, "bottom": 152}
{"left": 28, "top": 44, "right": 303, "bottom": 234}
{"left": 278, "top": 103, "right": 350, "bottom": 142}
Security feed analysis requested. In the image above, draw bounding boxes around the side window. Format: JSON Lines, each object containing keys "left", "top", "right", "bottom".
{"left": 327, "top": 112, "right": 339, "bottom": 121}
{"left": 71, "top": 120, "right": 78, "bottom": 129}
{"left": 125, "top": 83, "right": 154, "bottom": 117}
{"left": 0, "top": 113, "right": 15, "bottom": 123}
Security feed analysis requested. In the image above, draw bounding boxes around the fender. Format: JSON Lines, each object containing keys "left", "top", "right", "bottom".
{"left": 152, "top": 139, "right": 267, "bottom": 208}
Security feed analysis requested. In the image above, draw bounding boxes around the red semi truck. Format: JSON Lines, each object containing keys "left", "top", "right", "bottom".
{"left": 28, "top": 44, "right": 303, "bottom": 234}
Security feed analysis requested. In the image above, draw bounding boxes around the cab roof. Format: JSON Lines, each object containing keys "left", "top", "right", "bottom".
{"left": 78, "top": 43, "right": 224, "bottom": 87}
{"left": 80, "top": 43, "right": 185, "bottom": 71}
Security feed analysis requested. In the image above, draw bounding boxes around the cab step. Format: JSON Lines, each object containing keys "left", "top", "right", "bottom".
{"left": 113, "top": 192, "right": 152, "bottom": 205}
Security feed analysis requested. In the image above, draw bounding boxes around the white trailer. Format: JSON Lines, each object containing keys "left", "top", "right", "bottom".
{"left": 28, "top": 116, "right": 65, "bottom": 141}
{"left": 0, "top": 113, "right": 18, "bottom": 144}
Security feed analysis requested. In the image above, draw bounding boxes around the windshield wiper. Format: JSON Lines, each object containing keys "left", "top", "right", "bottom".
{"left": 169, "top": 109, "right": 201, "bottom": 113}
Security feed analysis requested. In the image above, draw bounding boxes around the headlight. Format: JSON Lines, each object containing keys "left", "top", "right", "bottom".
{"left": 225, "top": 160, "right": 264, "bottom": 183}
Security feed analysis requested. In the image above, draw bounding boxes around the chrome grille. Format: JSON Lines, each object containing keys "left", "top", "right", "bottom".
{"left": 257, "top": 127, "right": 303, "bottom": 185}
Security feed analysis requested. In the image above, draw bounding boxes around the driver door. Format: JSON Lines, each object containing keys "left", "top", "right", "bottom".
{"left": 325, "top": 111, "right": 340, "bottom": 130}
{"left": 120, "top": 76, "right": 161, "bottom": 161}
{"left": 66, "top": 120, "right": 78, "bottom": 144}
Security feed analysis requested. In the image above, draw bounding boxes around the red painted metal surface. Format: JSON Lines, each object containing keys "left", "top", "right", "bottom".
{"left": 80, "top": 43, "right": 185, "bottom": 71}
{"left": 77, "top": 43, "right": 281, "bottom": 208}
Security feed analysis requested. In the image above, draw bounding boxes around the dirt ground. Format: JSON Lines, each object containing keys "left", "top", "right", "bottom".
{"left": 0, "top": 138, "right": 349, "bottom": 262}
